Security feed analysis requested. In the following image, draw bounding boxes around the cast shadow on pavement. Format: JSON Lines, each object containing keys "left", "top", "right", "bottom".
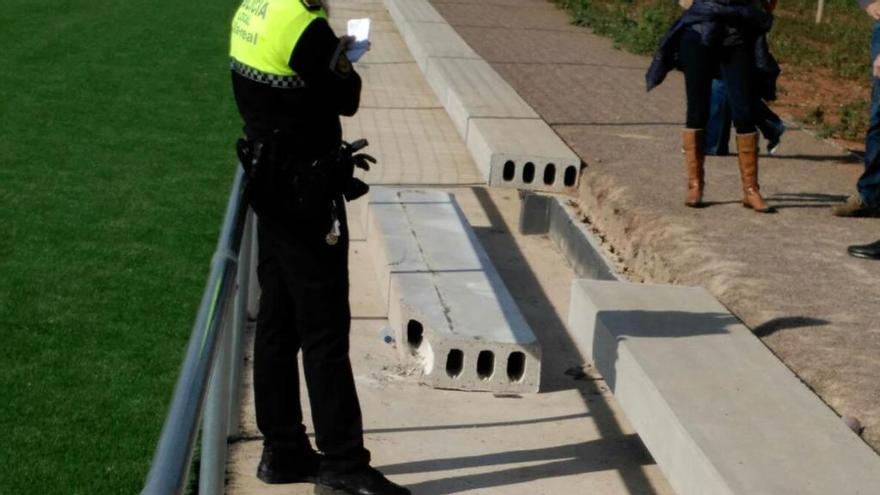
{"left": 377, "top": 435, "right": 653, "bottom": 495}
{"left": 461, "top": 187, "right": 664, "bottom": 495}
{"left": 752, "top": 316, "right": 830, "bottom": 338}
{"left": 362, "top": 413, "right": 588, "bottom": 435}
{"left": 595, "top": 310, "right": 738, "bottom": 340}
{"left": 765, "top": 192, "right": 847, "bottom": 210}
{"left": 769, "top": 153, "right": 860, "bottom": 163}
{"left": 700, "top": 193, "right": 846, "bottom": 210}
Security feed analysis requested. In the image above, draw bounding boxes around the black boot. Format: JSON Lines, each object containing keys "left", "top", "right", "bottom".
{"left": 847, "top": 239, "right": 880, "bottom": 260}
{"left": 256, "top": 445, "right": 322, "bottom": 484}
{"left": 316, "top": 466, "right": 411, "bottom": 495}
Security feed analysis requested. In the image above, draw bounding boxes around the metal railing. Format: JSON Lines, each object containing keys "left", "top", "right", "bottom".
{"left": 141, "top": 167, "right": 259, "bottom": 495}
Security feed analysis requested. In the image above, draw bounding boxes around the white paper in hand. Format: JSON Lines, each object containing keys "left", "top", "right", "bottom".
{"left": 346, "top": 18, "right": 371, "bottom": 62}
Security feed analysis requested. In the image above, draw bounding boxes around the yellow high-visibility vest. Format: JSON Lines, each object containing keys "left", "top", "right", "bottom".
{"left": 229, "top": 0, "right": 327, "bottom": 76}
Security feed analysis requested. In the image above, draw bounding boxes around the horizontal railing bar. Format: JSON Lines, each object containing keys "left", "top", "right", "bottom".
{"left": 141, "top": 167, "right": 248, "bottom": 495}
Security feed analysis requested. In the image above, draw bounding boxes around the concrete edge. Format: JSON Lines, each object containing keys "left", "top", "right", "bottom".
{"left": 566, "top": 279, "right": 880, "bottom": 495}
{"left": 518, "top": 192, "right": 620, "bottom": 281}
{"left": 567, "top": 281, "right": 736, "bottom": 495}
{"left": 382, "top": 0, "right": 581, "bottom": 193}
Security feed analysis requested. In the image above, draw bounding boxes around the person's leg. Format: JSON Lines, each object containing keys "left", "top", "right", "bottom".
{"left": 253, "top": 219, "right": 320, "bottom": 483}
{"left": 834, "top": 22, "right": 880, "bottom": 216}
{"left": 858, "top": 21, "right": 880, "bottom": 209}
{"left": 679, "top": 29, "right": 714, "bottom": 130}
{"left": 721, "top": 43, "right": 772, "bottom": 212}
{"left": 282, "top": 202, "right": 370, "bottom": 473}
{"left": 756, "top": 100, "right": 784, "bottom": 154}
{"left": 679, "top": 29, "right": 715, "bottom": 207}
{"left": 704, "top": 79, "right": 732, "bottom": 156}
{"left": 286, "top": 203, "right": 410, "bottom": 495}
{"left": 719, "top": 45, "right": 757, "bottom": 135}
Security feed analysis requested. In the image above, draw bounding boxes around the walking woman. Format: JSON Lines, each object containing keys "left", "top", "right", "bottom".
{"left": 647, "top": 0, "right": 780, "bottom": 212}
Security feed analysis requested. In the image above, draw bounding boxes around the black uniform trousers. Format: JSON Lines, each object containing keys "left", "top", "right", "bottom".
{"left": 253, "top": 201, "right": 371, "bottom": 473}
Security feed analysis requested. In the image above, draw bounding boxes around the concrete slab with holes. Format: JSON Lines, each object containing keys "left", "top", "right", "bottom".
{"left": 383, "top": 0, "right": 581, "bottom": 193}
{"left": 365, "top": 187, "right": 541, "bottom": 393}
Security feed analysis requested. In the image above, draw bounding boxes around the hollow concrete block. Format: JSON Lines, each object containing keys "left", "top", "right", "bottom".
{"left": 423, "top": 58, "right": 538, "bottom": 138}
{"left": 400, "top": 21, "right": 480, "bottom": 72}
{"left": 568, "top": 279, "right": 880, "bottom": 495}
{"left": 367, "top": 187, "right": 541, "bottom": 393}
{"left": 467, "top": 118, "right": 581, "bottom": 193}
{"left": 385, "top": 0, "right": 444, "bottom": 25}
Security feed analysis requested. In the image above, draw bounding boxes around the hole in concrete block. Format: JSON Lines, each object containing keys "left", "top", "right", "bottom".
{"left": 544, "top": 163, "right": 556, "bottom": 185}
{"left": 564, "top": 166, "right": 578, "bottom": 187}
{"left": 407, "top": 320, "right": 423, "bottom": 351}
{"left": 523, "top": 162, "right": 536, "bottom": 184}
{"left": 507, "top": 352, "right": 526, "bottom": 382}
{"left": 477, "top": 351, "right": 495, "bottom": 380}
{"left": 503, "top": 161, "right": 516, "bottom": 181}
{"left": 446, "top": 349, "right": 464, "bottom": 378}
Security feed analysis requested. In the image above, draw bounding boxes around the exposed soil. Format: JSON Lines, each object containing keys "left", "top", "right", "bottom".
{"left": 772, "top": 63, "right": 870, "bottom": 153}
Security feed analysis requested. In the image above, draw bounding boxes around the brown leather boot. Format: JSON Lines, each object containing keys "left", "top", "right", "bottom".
{"left": 735, "top": 132, "right": 772, "bottom": 213}
{"left": 682, "top": 128, "right": 704, "bottom": 207}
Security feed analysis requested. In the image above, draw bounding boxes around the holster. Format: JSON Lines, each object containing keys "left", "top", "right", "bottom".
{"left": 235, "top": 133, "right": 371, "bottom": 235}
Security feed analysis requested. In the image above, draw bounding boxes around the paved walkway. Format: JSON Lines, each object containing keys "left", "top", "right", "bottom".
{"left": 429, "top": 0, "right": 880, "bottom": 450}
{"left": 225, "top": 0, "right": 674, "bottom": 493}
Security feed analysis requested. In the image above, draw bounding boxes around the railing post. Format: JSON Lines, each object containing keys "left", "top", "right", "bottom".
{"left": 199, "top": 306, "right": 234, "bottom": 495}
{"left": 227, "top": 209, "right": 253, "bottom": 438}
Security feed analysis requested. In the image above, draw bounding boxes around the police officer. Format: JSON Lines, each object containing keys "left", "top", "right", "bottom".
{"left": 229, "top": 1, "right": 410, "bottom": 494}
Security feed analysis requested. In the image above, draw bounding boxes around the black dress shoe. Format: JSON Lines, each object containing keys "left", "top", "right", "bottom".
{"left": 847, "top": 239, "right": 880, "bottom": 260}
{"left": 316, "top": 466, "right": 411, "bottom": 495}
{"left": 256, "top": 445, "right": 322, "bottom": 484}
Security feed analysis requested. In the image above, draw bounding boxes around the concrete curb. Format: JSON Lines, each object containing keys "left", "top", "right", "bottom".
{"left": 518, "top": 192, "right": 618, "bottom": 281}
{"left": 568, "top": 280, "right": 880, "bottom": 495}
{"left": 382, "top": 0, "right": 580, "bottom": 193}
{"left": 366, "top": 187, "right": 541, "bottom": 393}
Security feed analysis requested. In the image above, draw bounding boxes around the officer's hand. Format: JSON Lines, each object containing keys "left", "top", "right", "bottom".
{"left": 352, "top": 153, "right": 376, "bottom": 172}
{"left": 345, "top": 39, "right": 371, "bottom": 63}
{"left": 338, "top": 35, "right": 355, "bottom": 48}
{"left": 873, "top": 53, "right": 880, "bottom": 78}
{"left": 868, "top": 1, "right": 880, "bottom": 20}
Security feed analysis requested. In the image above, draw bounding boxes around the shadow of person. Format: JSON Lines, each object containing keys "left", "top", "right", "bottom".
{"left": 770, "top": 153, "right": 861, "bottom": 164}
{"left": 752, "top": 316, "right": 829, "bottom": 338}
{"left": 375, "top": 436, "right": 657, "bottom": 495}
{"left": 764, "top": 192, "right": 848, "bottom": 210}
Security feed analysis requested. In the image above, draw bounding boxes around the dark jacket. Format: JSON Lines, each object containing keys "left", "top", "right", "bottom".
{"left": 645, "top": 0, "right": 780, "bottom": 100}
{"left": 231, "top": 18, "right": 362, "bottom": 235}
{"left": 232, "top": 18, "right": 361, "bottom": 158}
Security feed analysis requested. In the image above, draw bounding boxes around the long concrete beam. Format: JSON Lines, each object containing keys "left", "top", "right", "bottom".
{"left": 568, "top": 279, "right": 880, "bottom": 495}
{"left": 366, "top": 187, "right": 541, "bottom": 393}
{"left": 382, "top": 0, "right": 581, "bottom": 193}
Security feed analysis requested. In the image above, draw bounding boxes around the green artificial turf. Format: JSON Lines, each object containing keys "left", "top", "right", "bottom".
{"left": 0, "top": 0, "right": 242, "bottom": 492}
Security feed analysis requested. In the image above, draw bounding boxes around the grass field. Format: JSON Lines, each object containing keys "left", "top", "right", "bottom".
{"left": 0, "top": 0, "right": 241, "bottom": 492}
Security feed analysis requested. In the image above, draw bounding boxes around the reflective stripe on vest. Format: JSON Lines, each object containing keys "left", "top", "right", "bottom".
{"left": 229, "top": 0, "right": 327, "bottom": 77}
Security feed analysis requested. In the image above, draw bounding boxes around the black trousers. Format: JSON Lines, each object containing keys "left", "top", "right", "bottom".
{"left": 253, "top": 203, "right": 371, "bottom": 473}
{"left": 679, "top": 27, "right": 757, "bottom": 134}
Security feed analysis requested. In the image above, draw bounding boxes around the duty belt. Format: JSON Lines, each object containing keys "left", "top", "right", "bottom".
{"left": 230, "top": 59, "right": 306, "bottom": 89}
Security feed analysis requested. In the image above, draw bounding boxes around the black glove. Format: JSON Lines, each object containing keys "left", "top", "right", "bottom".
{"left": 335, "top": 139, "right": 376, "bottom": 201}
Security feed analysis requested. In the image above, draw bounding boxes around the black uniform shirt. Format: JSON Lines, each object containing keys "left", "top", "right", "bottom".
{"left": 232, "top": 17, "right": 362, "bottom": 162}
